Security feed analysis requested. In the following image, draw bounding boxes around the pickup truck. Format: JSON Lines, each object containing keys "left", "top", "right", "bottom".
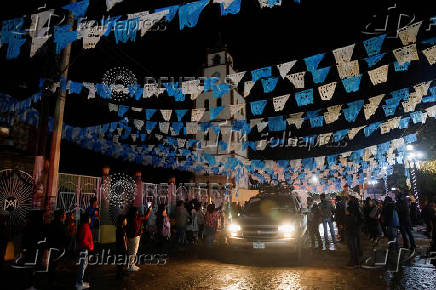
{"left": 227, "top": 189, "right": 308, "bottom": 259}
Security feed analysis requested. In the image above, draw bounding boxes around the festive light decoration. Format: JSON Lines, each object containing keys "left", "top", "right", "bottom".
{"left": 410, "top": 166, "right": 419, "bottom": 203}
{"left": 102, "top": 66, "right": 137, "bottom": 102}
{"left": 101, "top": 172, "right": 135, "bottom": 223}
{"left": 0, "top": 169, "right": 32, "bottom": 232}
{"left": 420, "top": 160, "right": 436, "bottom": 174}
{"left": 1, "top": 15, "right": 434, "bottom": 194}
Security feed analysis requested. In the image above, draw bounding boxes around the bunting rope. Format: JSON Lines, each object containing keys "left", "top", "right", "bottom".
{"left": 2, "top": 103, "right": 428, "bottom": 193}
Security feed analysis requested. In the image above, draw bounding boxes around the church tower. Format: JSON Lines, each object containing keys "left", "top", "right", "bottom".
{"left": 193, "top": 46, "right": 248, "bottom": 188}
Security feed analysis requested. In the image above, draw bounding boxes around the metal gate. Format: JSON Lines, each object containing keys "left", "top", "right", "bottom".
{"left": 57, "top": 173, "right": 101, "bottom": 213}
{"left": 143, "top": 183, "right": 157, "bottom": 208}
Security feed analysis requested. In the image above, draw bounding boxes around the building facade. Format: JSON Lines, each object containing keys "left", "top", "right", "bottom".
{"left": 193, "top": 47, "right": 249, "bottom": 188}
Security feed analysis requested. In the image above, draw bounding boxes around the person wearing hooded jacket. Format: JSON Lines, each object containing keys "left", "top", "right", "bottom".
{"left": 319, "top": 193, "right": 337, "bottom": 244}
{"left": 344, "top": 197, "right": 364, "bottom": 267}
{"left": 307, "top": 197, "right": 323, "bottom": 250}
{"left": 422, "top": 200, "right": 434, "bottom": 238}
{"left": 381, "top": 196, "right": 398, "bottom": 249}
{"left": 396, "top": 194, "right": 416, "bottom": 251}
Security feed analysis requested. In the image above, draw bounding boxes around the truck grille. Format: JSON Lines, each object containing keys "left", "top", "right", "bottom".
{"left": 241, "top": 225, "right": 281, "bottom": 241}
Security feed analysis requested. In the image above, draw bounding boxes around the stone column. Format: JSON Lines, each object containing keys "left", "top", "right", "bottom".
{"left": 100, "top": 166, "right": 112, "bottom": 225}
{"left": 134, "top": 171, "right": 144, "bottom": 214}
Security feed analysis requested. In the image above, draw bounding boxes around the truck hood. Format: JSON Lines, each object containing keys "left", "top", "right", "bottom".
{"left": 233, "top": 214, "right": 296, "bottom": 227}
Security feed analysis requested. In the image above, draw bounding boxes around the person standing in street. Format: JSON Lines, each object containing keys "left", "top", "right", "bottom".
{"left": 205, "top": 204, "right": 220, "bottom": 248}
{"left": 319, "top": 193, "right": 337, "bottom": 245}
{"left": 115, "top": 215, "right": 128, "bottom": 279}
{"left": 175, "top": 200, "right": 189, "bottom": 246}
{"left": 344, "top": 197, "right": 364, "bottom": 267}
{"left": 367, "top": 199, "right": 382, "bottom": 243}
{"left": 409, "top": 195, "right": 418, "bottom": 226}
{"left": 76, "top": 213, "right": 94, "bottom": 290}
{"left": 66, "top": 212, "right": 77, "bottom": 256}
{"left": 335, "top": 196, "right": 346, "bottom": 243}
{"left": 156, "top": 204, "right": 171, "bottom": 249}
{"left": 381, "top": 196, "right": 399, "bottom": 250}
{"left": 396, "top": 194, "right": 416, "bottom": 252}
{"left": 126, "top": 206, "right": 152, "bottom": 272}
{"left": 86, "top": 197, "right": 100, "bottom": 244}
{"left": 197, "top": 204, "right": 205, "bottom": 240}
{"left": 47, "top": 210, "right": 68, "bottom": 286}
{"left": 307, "top": 197, "right": 323, "bottom": 250}
{"left": 190, "top": 205, "right": 199, "bottom": 243}
{"left": 422, "top": 200, "right": 434, "bottom": 238}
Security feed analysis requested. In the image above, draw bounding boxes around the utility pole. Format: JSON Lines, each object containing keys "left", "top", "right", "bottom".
{"left": 46, "top": 0, "right": 76, "bottom": 211}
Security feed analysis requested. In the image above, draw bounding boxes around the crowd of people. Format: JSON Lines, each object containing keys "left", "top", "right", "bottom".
{"left": 305, "top": 185, "right": 436, "bottom": 267}
{"left": 1, "top": 184, "right": 436, "bottom": 289}
{"left": 0, "top": 195, "right": 225, "bottom": 289}
{"left": 97, "top": 198, "right": 223, "bottom": 289}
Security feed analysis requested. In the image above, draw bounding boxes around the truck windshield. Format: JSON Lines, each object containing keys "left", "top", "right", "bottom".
{"left": 244, "top": 196, "right": 296, "bottom": 217}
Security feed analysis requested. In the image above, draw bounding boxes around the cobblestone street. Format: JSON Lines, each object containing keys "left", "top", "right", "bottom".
{"left": 4, "top": 231, "right": 435, "bottom": 290}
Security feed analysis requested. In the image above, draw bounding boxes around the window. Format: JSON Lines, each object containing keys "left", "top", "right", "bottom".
{"left": 217, "top": 98, "right": 222, "bottom": 107}
{"left": 213, "top": 54, "right": 221, "bottom": 65}
{"left": 204, "top": 99, "right": 209, "bottom": 110}
{"left": 244, "top": 197, "right": 297, "bottom": 216}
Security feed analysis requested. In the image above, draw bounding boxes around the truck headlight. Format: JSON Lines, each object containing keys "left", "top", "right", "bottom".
{"left": 278, "top": 224, "right": 295, "bottom": 237}
{"left": 228, "top": 223, "right": 241, "bottom": 236}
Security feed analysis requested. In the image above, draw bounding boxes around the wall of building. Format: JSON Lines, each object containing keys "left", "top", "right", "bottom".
{"left": 195, "top": 50, "right": 248, "bottom": 159}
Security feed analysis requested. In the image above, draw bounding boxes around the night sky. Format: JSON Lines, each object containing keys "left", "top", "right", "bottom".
{"left": 0, "top": 0, "right": 435, "bottom": 179}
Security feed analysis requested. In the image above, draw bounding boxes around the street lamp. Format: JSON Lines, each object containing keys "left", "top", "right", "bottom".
{"left": 0, "top": 121, "right": 10, "bottom": 137}
{"left": 367, "top": 179, "right": 378, "bottom": 199}
{"left": 0, "top": 122, "right": 14, "bottom": 148}
{"left": 406, "top": 144, "right": 414, "bottom": 151}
